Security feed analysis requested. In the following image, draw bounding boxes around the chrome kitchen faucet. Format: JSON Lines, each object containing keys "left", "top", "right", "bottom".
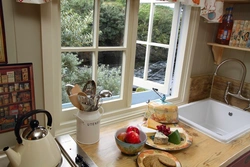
{"left": 214, "top": 58, "right": 250, "bottom": 110}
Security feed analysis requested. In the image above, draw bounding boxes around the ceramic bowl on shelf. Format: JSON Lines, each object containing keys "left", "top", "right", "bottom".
{"left": 115, "top": 127, "right": 147, "bottom": 155}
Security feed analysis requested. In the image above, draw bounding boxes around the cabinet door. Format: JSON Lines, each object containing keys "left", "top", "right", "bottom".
{"left": 228, "top": 151, "right": 250, "bottom": 167}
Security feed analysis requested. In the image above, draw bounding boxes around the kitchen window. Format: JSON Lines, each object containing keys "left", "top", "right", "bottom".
{"left": 40, "top": 0, "right": 197, "bottom": 135}
{"left": 61, "top": 0, "right": 183, "bottom": 106}
{"left": 60, "top": 0, "right": 140, "bottom": 113}
{"left": 133, "top": 0, "right": 181, "bottom": 104}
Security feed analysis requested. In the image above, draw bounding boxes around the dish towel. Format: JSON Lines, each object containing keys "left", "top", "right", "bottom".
{"left": 160, "top": 0, "right": 224, "bottom": 23}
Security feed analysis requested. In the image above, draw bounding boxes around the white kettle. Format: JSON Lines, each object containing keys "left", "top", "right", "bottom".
{"left": 3, "top": 109, "right": 61, "bottom": 167}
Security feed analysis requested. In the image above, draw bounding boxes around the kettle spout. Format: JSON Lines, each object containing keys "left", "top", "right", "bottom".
{"left": 3, "top": 146, "right": 21, "bottom": 167}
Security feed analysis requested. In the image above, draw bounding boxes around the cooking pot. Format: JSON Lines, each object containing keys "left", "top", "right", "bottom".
{"left": 3, "top": 109, "right": 61, "bottom": 167}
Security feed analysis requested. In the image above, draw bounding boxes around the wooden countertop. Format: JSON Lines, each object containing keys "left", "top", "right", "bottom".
{"left": 71, "top": 116, "right": 250, "bottom": 167}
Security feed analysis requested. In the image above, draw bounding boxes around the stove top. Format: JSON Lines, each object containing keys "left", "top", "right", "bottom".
{"left": 0, "top": 134, "right": 97, "bottom": 167}
{"left": 0, "top": 152, "right": 71, "bottom": 167}
{"left": 56, "top": 134, "right": 98, "bottom": 167}
{"left": 59, "top": 154, "right": 72, "bottom": 167}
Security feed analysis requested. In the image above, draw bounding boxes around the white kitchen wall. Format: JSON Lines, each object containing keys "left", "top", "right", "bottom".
{"left": 0, "top": 0, "right": 44, "bottom": 149}
{"left": 191, "top": 17, "right": 216, "bottom": 76}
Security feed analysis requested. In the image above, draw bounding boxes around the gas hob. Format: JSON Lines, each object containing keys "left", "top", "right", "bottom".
{"left": 0, "top": 150, "right": 71, "bottom": 167}
{"left": 56, "top": 134, "right": 98, "bottom": 167}
{"left": 0, "top": 134, "right": 97, "bottom": 167}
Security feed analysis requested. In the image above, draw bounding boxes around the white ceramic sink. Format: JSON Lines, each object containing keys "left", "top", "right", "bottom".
{"left": 178, "top": 98, "right": 250, "bottom": 143}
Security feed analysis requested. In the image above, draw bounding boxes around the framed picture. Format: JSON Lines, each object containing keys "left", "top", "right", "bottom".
{"left": 0, "top": 63, "right": 35, "bottom": 133}
{"left": 0, "top": 0, "right": 7, "bottom": 64}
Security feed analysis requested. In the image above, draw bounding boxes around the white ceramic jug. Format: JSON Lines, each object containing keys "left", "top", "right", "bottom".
{"left": 75, "top": 107, "right": 104, "bottom": 144}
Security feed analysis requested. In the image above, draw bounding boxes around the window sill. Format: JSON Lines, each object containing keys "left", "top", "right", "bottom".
{"left": 56, "top": 96, "right": 187, "bottom": 136}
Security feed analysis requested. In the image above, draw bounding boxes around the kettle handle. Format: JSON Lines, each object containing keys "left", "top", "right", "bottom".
{"left": 15, "top": 109, "right": 52, "bottom": 144}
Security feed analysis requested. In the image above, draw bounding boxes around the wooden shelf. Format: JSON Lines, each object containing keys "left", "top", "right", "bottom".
{"left": 207, "top": 43, "right": 250, "bottom": 65}
{"left": 225, "top": 0, "right": 250, "bottom": 3}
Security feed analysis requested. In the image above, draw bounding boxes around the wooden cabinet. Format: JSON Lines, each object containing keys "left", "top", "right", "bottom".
{"left": 228, "top": 150, "right": 250, "bottom": 167}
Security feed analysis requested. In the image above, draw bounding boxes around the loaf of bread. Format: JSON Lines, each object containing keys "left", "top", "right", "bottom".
{"left": 145, "top": 101, "right": 178, "bottom": 123}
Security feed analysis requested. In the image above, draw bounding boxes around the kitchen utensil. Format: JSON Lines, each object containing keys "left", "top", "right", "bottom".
{"left": 71, "top": 84, "right": 82, "bottom": 95}
{"left": 91, "top": 90, "right": 112, "bottom": 110}
{"left": 82, "top": 80, "right": 96, "bottom": 98}
{"left": 65, "top": 84, "right": 74, "bottom": 96}
{"left": 77, "top": 92, "right": 88, "bottom": 111}
{"left": 92, "top": 95, "right": 103, "bottom": 111}
{"left": 78, "top": 92, "right": 94, "bottom": 111}
{"left": 78, "top": 91, "right": 87, "bottom": 97}
{"left": 94, "top": 90, "right": 112, "bottom": 110}
{"left": 4, "top": 109, "right": 61, "bottom": 167}
{"left": 69, "top": 93, "right": 82, "bottom": 110}
{"left": 99, "top": 89, "right": 112, "bottom": 98}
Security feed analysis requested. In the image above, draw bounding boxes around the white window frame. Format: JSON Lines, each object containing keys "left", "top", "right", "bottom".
{"left": 40, "top": 0, "right": 200, "bottom": 136}
{"left": 60, "top": 0, "right": 140, "bottom": 114}
{"left": 134, "top": 1, "right": 180, "bottom": 95}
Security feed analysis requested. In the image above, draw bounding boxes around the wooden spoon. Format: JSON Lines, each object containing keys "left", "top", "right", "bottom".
{"left": 71, "top": 84, "right": 82, "bottom": 95}
{"left": 69, "top": 93, "right": 81, "bottom": 110}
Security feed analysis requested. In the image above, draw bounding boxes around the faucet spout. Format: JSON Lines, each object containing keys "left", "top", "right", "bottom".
{"left": 214, "top": 58, "right": 250, "bottom": 110}
{"left": 214, "top": 58, "right": 246, "bottom": 95}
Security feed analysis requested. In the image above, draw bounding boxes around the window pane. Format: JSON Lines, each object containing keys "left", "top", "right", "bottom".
{"left": 97, "top": 51, "right": 122, "bottom": 97}
{"left": 99, "top": 0, "right": 126, "bottom": 46}
{"left": 61, "top": 0, "right": 94, "bottom": 47}
{"left": 137, "top": 3, "right": 150, "bottom": 41}
{"left": 148, "top": 46, "right": 167, "bottom": 84}
{"left": 61, "top": 52, "right": 92, "bottom": 103}
{"left": 133, "top": 1, "right": 178, "bottom": 99}
{"left": 134, "top": 44, "right": 146, "bottom": 79}
{"left": 152, "top": 4, "right": 174, "bottom": 44}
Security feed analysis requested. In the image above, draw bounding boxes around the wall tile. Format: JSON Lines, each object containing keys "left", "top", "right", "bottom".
{"left": 189, "top": 75, "right": 212, "bottom": 102}
{"left": 189, "top": 75, "right": 250, "bottom": 110}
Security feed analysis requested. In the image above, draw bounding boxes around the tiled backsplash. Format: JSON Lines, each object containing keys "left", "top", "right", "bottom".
{"left": 189, "top": 75, "right": 212, "bottom": 102}
{"left": 189, "top": 75, "right": 250, "bottom": 110}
